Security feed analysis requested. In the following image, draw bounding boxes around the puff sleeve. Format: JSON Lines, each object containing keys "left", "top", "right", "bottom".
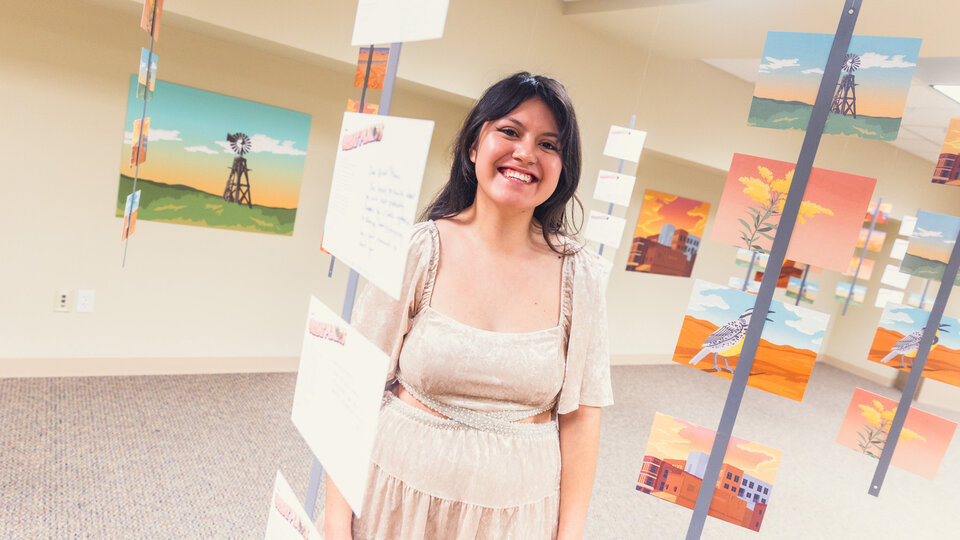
{"left": 351, "top": 221, "right": 439, "bottom": 385}
{"left": 556, "top": 247, "right": 614, "bottom": 415}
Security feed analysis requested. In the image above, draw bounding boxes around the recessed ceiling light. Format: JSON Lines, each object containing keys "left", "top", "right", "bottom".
{"left": 932, "top": 84, "right": 960, "bottom": 105}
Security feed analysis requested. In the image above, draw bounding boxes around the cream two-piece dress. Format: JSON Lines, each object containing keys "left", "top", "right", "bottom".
{"left": 349, "top": 221, "right": 613, "bottom": 540}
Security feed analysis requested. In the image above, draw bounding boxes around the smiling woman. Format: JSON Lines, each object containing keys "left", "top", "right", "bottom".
{"left": 322, "top": 73, "right": 614, "bottom": 540}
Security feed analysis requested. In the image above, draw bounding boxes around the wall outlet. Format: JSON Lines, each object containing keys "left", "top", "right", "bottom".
{"left": 76, "top": 289, "right": 95, "bottom": 313}
{"left": 55, "top": 290, "right": 70, "bottom": 312}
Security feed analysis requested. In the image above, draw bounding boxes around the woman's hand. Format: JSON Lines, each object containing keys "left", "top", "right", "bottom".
{"left": 323, "top": 476, "right": 354, "bottom": 540}
{"left": 557, "top": 405, "right": 602, "bottom": 540}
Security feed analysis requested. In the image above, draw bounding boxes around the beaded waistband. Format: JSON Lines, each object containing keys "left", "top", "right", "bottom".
{"left": 394, "top": 373, "right": 558, "bottom": 437}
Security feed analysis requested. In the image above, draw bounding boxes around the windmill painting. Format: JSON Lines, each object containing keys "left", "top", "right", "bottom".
{"left": 672, "top": 280, "right": 830, "bottom": 401}
{"left": 711, "top": 153, "right": 876, "bottom": 272}
{"left": 836, "top": 388, "right": 957, "bottom": 480}
{"left": 115, "top": 77, "right": 311, "bottom": 235}
{"left": 867, "top": 303, "right": 960, "bottom": 388}
{"left": 748, "top": 32, "right": 922, "bottom": 141}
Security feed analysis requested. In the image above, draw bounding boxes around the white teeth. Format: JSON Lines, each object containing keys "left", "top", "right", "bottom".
{"left": 502, "top": 169, "right": 533, "bottom": 183}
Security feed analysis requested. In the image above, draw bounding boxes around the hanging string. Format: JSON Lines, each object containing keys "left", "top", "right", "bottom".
{"left": 632, "top": 6, "right": 663, "bottom": 115}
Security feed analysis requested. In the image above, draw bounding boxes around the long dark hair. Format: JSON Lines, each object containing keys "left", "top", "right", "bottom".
{"left": 420, "top": 72, "right": 583, "bottom": 254}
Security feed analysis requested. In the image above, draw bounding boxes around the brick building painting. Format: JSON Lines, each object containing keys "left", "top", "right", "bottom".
{"left": 931, "top": 117, "right": 960, "bottom": 187}
{"left": 626, "top": 190, "right": 710, "bottom": 277}
{"left": 636, "top": 414, "right": 782, "bottom": 532}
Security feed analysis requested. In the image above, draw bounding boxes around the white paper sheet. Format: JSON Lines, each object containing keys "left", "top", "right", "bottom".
{"left": 290, "top": 297, "right": 391, "bottom": 516}
{"left": 584, "top": 211, "right": 626, "bottom": 248}
{"left": 264, "top": 470, "right": 322, "bottom": 540}
{"left": 889, "top": 238, "right": 910, "bottom": 260}
{"left": 602, "top": 125, "right": 646, "bottom": 163}
{"left": 323, "top": 112, "right": 434, "bottom": 300}
{"left": 899, "top": 215, "right": 918, "bottom": 236}
{"left": 874, "top": 288, "right": 905, "bottom": 309}
{"left": 880, "top": 264, "right": 911, "bottom": 289}
{"left": 352, "top": 0, "right": 450, "bottom": 45}
{"left": 592, "top": 169, "right": 636, "bottom": 207}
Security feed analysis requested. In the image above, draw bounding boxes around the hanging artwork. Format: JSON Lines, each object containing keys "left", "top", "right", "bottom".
{"left": 140, "top": 0, "right": 164, "bottom": 41}
{"left": 836, "top": 388, "right": 957, "bottom": 480}
{"left": 857, "top": 228, "right": 886, "bottom": 252}
{"left": 637, "top": 412, "right": 782, "bottom": 532}
{"left": 785, "top": 276, "right": 817, "bottom": 304}
{"left": 932, "top": 117, "right": 960, "bottom": 186}
{"left": 624, "top": 190, "right": 710, "bottom": 277}
{"left": 265, "top": 471, "right": 323, "bottom": 539}
{"left": 906, "top": 292, "right": 935, "bottom": 311}
{"left": 834, "top": 282, "right": 866, "bottom": 305}
{"left": 727, "top": 277, "right": 760, "bottom": 293}
{"left": 115, "top": 77, "right": 312, "bottom": 235}
{"left": 136, "top": 48, "right": 158, "bottom": 101}
{"left": 842, "top": 257, "right": 875, "bottom": 280}
{"left": 121, "top": 190, "right": 141, "bottom": 241}
{"left": 867, "top": 303, "right": 960, "bottom": 388}
{"left": 354, "top": 47, "right": 389, "bottom": 89}
{"left": 864, "top": 200, "right": 892, "bottom": 224}
{"left": 346, "top": 99, "right": 379, "bottom": 114}
{"left": 711, "top": 153, "right": 876, "bottom": 272}
{"left": 899, "top": 210, "right": 960, "bottom": 286}
{"left": 672, "top": 279, "right": 830, "bottom": 401}
{"left": 748, "top": 32, "right": 922, "bottom": 141}
{"left": 130, "top": 118, "right": 149, "bottom": 166}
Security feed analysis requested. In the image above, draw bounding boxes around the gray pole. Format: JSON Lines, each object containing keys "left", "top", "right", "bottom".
{"left": 685, "top": 1, "right": 861, "bottom": 537}
{"left": 306, "top": 42, "right": 404, "bottom": 518}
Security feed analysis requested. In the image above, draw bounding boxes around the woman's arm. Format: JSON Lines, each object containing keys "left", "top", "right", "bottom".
{"left": 557, "top": 404, "right": 602, "bottom": 540}
{"left": 322, "top": 476, "right": 354, "bottom": 540}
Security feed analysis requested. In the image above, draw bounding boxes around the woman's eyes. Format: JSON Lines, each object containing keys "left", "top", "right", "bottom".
{"left": 497, "top": 127, "right": 559, "bottom": 151}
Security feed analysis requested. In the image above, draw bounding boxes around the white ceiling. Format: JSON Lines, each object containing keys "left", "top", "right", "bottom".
{"left": 562, "top": 0, "right": 960, "bottom": 162}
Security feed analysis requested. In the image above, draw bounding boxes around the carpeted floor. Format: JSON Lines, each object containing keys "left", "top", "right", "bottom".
{"left": 1, "top": 363, "right": 957, "bottom": 539}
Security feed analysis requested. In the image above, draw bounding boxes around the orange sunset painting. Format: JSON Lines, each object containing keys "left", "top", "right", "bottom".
{"left": 837, "top": 388, "right": 957, "bottom": 480}
{"left": 637, "top": 413, "right": 783, "bottom": 532}
{"left": 354, "top": 47, "right": 389, "bottom": 89}
{"left": 625, "top": 190, "right": 710, "bottom": 277}
{"left": 867, "top": 303, "right": 960, "bottom": 388}
{"left": 711, "top": 153, "right": 876, "bottom": 272}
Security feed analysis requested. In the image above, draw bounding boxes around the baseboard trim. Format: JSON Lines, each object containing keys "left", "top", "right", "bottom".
{"left": 0, "top": 356, "right": 300, "bottom": 378}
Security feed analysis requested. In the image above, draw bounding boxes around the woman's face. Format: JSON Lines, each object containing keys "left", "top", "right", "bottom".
{"left": 469, "top": 97, "right": 563, "bottom": 216}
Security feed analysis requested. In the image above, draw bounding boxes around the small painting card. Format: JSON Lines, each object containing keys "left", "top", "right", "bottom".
{"left": 835, "top": 282, "right": 866, "bottom": 305}
{"left": 874, "top": 288, "right": 905, "bottom": 309}
{"left": 585, "top": 211, "right": 627, "bottom": 248}
{"left": 748, "top": 31, "right": 922, "bottom": 141}
{"left": 347, "top": 99, "right": 379, "bottom": 115}
{"left": 735, "top": 248, "right": 768, "bottom": 270}
{"left": 857, "top": 229, "right": 886, "bottom": 252}
{"left": 323, "top": 112, "right": 434, "bottom": 300}
{"left": 291, "top": 296, "right": 391, "bottom": 515}
{"left": 352, "top": 0, "right": 450, "bottom": 45}
{"left": 899, "top": 215, "right": 918, "bottom": 236}
{"left": 727, "top": 277, "right": 760, "bottom": 293}
{"left": 136, "top": 48, "right": 158, "bottom": 101}
{"left": 624, "top": 190, "right": 710, "bottom": 277}
{"left": 130, "top": 117, "right": 149, "bottom": 166}
{"left": 842, "top": 257, "right": 875, "bottom": 280}
{"left": 836, "top": 388, "right": 957, "bottom": 480}
{"left": 140, "top": 0, "right": 163, "bottom": 41}
{"left": 867, "top": 303, "right": 960, "bottom": 388}
{"left": 932, "top": 118, "right": 960, "bottom": 186}
{"left": 264, "top": 470, "right": 323, "bottom": 540}
{"left": 865, "top": 200, "right": 892, "bottom": 224}
{"left": 880, "top": 264, "right": 911, "bottom": 289}
{"left": 354, "top": 47, "right": 389, "bottom": 89}
{"left": 899, "top": 210, "right": 960, "bottom": 286}
{"left": 673, "top": 279, "right": 830, "bottom": 401}
{"left": 602, "top": 125, "right": 646, "bottom": 163}
{"left": 711, "top": 153, "right": 875, "bottom": 272}
{"left": 121, "top": 190, "right": 141, "bottom": 241}
{"left": 637, "top": 412, "right": 782, "bottom": 532}
{"left": 906, "top": 292, "right": 935, "bottom": 311}
{"left": 889, "top": 238, "right": 910, "bottom": 261}
{"left": 592, "top": 170, "right": 636, "bottom": 207}
{"left": 785, "top": 276, "right": 817, "bottom": 304}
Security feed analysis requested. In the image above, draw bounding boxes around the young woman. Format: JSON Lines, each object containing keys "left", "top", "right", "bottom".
{"left": 324, "top": 72, "right": 613, "bottom": 540}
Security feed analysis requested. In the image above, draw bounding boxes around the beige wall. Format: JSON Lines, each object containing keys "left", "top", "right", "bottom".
{"left": 2, "top": 0, "right": 960, "bottom": 410}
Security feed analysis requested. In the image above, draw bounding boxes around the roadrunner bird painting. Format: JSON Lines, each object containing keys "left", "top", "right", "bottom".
{"left": 688, "top": 308, "right": 775, "bottom": 373}
{"left": 880, "top": 324, "right": 949, "bottom": 368}
{"left": 673, "top": 280, "right": 830, "bottom": 401}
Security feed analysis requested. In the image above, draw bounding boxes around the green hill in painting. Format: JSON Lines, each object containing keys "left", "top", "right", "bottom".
{"left": 900, "top": 252, "right": 960, "bottom": 286}
{"left": 115, "top": 175, "right": 296, "bottom": 235}
{"left": 748, "top": 97, "right": 902, "bottom": 141}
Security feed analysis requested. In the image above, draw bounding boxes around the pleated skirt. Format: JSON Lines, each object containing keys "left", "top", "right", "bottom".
{"left": 352, "top": 392, "right": 561, "bottom": 540}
